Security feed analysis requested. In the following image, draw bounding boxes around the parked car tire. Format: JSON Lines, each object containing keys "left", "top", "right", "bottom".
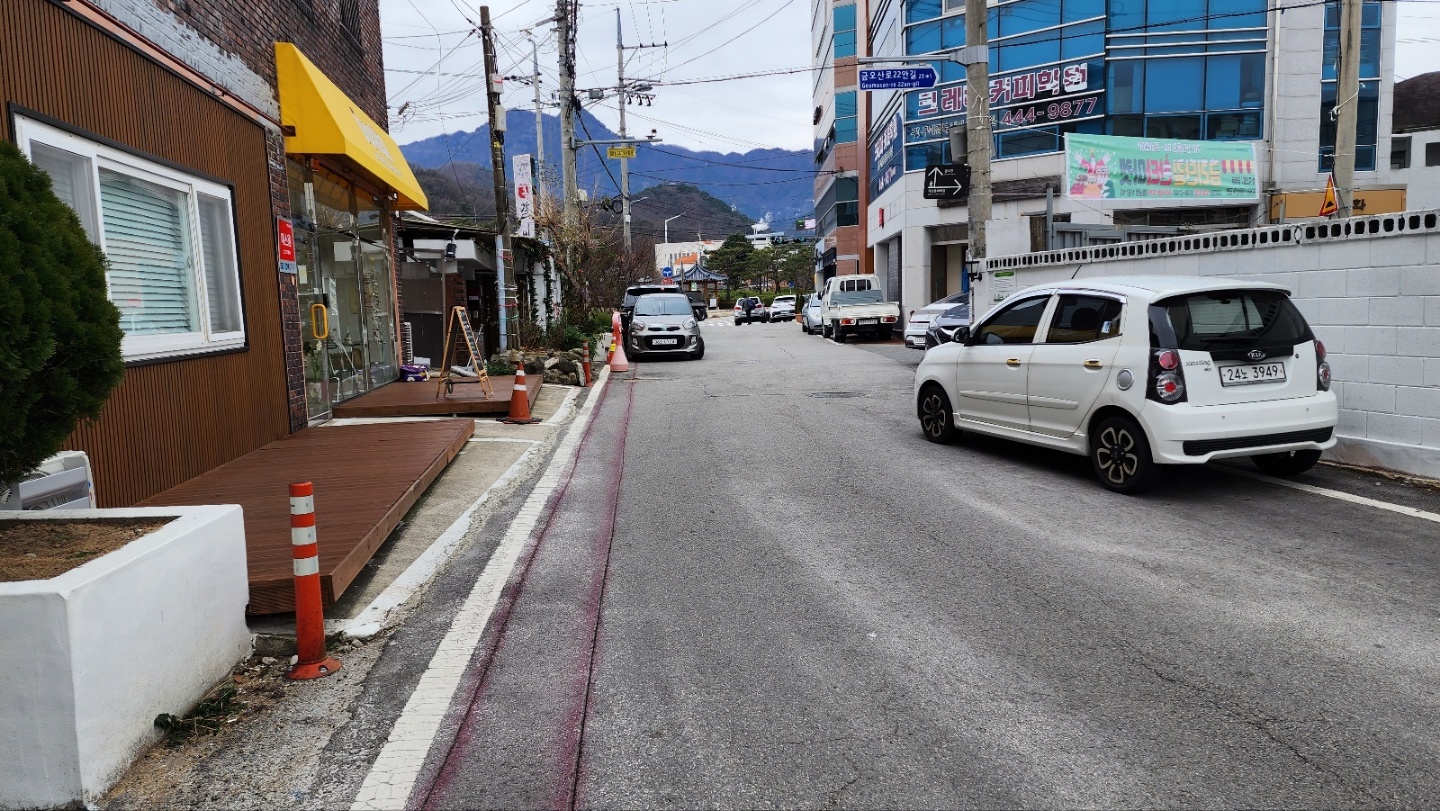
{"left": 918, "top": 386, "right": 960, "bottom": 444}
{"left": 832, "top": 322, "right": 845, "bottom": 342}
{"left": 689, "top": 338, "right": 705, "bottom": 360}
{"left": 1090, "top": 415, "right": 1157, "bottom": 494}
{"left": 1251, "top": 449, "right": 1321, "bottom": 476}
{"left": 821, "top": 322, "right": 831, "bottom": 338}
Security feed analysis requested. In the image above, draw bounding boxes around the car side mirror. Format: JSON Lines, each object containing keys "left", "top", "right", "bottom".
{"left": 954, "top": 326, "right": 971, "bottom": 345}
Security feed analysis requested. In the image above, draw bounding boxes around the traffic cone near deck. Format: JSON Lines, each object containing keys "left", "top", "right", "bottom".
{"left": 286, "top": 481, "right": 340, "bottom": 681}
{"left": 500, "top": 366, "right": 540, "bottom": 424}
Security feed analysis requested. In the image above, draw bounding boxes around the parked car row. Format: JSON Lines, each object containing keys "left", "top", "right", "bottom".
{"left": 913, "top": 276, "right": 1337, "bottom": 494}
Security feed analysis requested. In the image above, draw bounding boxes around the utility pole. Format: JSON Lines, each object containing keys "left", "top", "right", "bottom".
{"left": 558, "top": 0, "right": 578, "bottom": 229}
{"left": 964, "top": 0, "right": 992, "bottom": 265}
{"left": 616, "top": 9, "right": 633, "bottom": 250}
{"left": 1332, "top": 0, "right": 1362, "bottom": 218}
{"left": 480, "top": 6, "right": 510, "bottom": 351}
{"left": 532, "top": 39, "right": 544, "bottom": 213}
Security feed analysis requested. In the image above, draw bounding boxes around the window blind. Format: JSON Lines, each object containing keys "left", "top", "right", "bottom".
{"left": 99, "top": 169, "right": 198, "bottom": 336}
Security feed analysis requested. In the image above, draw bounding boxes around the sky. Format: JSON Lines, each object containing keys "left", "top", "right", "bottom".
{"left": 379, "top": 0, "right": 815, "bottom": 154}
{"left": 380, "top": 0, "right": 1440, "bottom": 155}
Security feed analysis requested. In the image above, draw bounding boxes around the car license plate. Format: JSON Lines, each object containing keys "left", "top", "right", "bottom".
{"left": 1220, "top": 362, "right": 1286, "bottom": 386}
{"left": 652, "top": 338, "right": 678, "bottom": 346}
{"left": 858, "top": 318, "right": 878, "bottom": 325}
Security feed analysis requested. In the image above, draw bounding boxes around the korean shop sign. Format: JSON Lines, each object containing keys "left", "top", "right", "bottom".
{"left": 914, "top": 62, "right": 1090, "bottom": 120}
{"left": 869, "top": 111, "right": 904, "bottom": 198}
{"left": 1065, "top": 134, "right": 1259, "bottom": 202}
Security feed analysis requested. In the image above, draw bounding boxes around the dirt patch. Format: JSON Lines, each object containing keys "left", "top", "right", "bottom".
{"left": 0, "top": 518, "right": 171, "bottom": 581}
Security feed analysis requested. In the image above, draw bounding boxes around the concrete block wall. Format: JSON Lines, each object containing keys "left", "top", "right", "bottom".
{"left": 979, "top": 210, "right": 1440, "bottom": 480}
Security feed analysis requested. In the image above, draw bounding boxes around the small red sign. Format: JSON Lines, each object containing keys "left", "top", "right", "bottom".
{"left": 277, "top": 218, "right": 296, "bottom": 262}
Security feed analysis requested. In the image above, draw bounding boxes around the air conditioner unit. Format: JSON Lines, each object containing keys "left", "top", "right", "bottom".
{"left": 0, "top": 450, "right": 97, "bottom": 511}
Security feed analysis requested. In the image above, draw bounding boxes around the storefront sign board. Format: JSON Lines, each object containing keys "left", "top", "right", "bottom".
{"left": 1064, "top": 133, "right": 1259, "bottom": 202}
{"left": 276, "top": 217, "right": 297, "bottom": 275}
{"left": 869, "top": 111, "right": 904, "bottom": 198}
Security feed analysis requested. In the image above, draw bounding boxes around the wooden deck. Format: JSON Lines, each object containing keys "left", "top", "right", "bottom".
{"left": 139, "top": 420, "right": 474, "bottom": 614}
{"left": 331, "top": 373, "right": 543, "bottom": 419}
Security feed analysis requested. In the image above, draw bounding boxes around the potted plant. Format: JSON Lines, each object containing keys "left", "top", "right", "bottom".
{"left": 0, "top": 141, "right": 251, "bottom": 809}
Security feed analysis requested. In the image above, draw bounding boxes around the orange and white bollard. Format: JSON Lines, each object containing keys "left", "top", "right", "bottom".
{"left": 287, "top": 482, "right": 341, "bottom": 681}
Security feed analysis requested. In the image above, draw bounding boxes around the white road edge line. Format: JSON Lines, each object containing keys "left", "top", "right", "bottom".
{"left": 1225, "top": 466, "right": 1440, "bottom": 524}
{"left": 349, "top": 366, "right": 612, "bottom": 811}
{"left": 330, "top": 443, "right": 542, "bottom": 640}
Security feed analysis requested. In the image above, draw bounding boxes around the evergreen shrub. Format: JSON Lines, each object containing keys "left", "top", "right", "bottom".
{"left": 0, "top": 141, "right": 124, "bottom": 485}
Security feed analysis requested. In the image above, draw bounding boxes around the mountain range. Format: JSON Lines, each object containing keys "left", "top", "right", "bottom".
{"left": 398, "top": 109, "right": 815, "bottom": 235}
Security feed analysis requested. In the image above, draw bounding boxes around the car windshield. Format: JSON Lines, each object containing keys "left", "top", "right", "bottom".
{"left": 939, "top": 302, "right": 971, "bottom": 321}
{"left": 1154, "top": 289, "right": 1311, "bottom": 350}
{"left": 623, "top": 287, "right": 666, "bottom": 306}
{"left": 634, "top": 296, "right": 693, "bottom": 316}
{"left": 833, "top": 289, "right": 884, "bottom": 305}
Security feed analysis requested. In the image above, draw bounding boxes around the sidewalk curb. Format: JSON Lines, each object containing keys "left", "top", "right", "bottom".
{"left": 251, "top": 379, "right": 604, "bottom": 653}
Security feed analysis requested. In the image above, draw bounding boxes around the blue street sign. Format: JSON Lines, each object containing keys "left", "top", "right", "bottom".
{"left": 858, "top": 67, "right": 938, "bottom": 91}
{"left": 661, "top": 266, "right": 674, "bottom": 279}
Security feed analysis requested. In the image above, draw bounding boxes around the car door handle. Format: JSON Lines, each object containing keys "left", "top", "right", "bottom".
{"left": 1083, "top": 359, "right": 1103, "bottom": 369}
{"left": 1006, "top": 358, "right": 1022, "bottom": 367}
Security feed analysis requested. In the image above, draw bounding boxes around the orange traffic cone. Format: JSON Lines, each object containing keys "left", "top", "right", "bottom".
{"left": 500, "top": 366, "right": 541, "bottom": 424}
{"left": 611, "top": 330, "right": 630, "bottom": 373}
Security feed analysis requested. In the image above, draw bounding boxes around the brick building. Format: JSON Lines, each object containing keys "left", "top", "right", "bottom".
{"left": 2, "top": 0, "right": 428, "bottom": 505}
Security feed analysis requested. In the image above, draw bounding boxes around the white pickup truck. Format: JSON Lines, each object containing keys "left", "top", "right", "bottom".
{"left": 820, "top": 274, "right": 900, "bottom": 342}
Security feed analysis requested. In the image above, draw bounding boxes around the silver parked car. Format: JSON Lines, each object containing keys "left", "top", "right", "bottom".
{"left": 904, "top": 291, "right": 969, "bottom": 349}
{"left": 800, "top": 294, "right": 824, "bottom": 334}
{"left": 628, "top": 293, "right": 705, "bottom": 360}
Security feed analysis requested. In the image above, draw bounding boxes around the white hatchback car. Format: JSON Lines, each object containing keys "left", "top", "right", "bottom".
{"left": 914, "top": 276, "right": 1338, "bottom": 493}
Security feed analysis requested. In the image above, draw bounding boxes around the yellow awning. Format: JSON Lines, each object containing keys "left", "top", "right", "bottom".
{"left": 275, "top": 43, "right": 428, "bottom": 211}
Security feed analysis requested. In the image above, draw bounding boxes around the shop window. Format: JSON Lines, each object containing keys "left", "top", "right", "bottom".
{"left": 1206, "top": 111, "right": 1261, "bottom": 140}
{"left": 15, "top": 116, "right": 245, "bottom": 362}
{"left": 942, "top": 14, "right": 966, "bottom": 49}
{"left": 1108, "top": 115, "right": 1145, "bottom": 137}
{"left": 1147, "top": 115, "right": 1202, "bottom": 140}
{"left": 906, "top": 20, "right": 941, "bottom": 53}
{"left": 1391, "top": 136, "right": 1411, "bottom": 170}
{"left": 1210, "top": 0, "right": 1267, "bottom": 28}
{"left": 997, "top": 29, "right": 1060, "bottom": 72}
{"left": 1144, "top": 58, "right": 1204, "bottom": 112}
{"left": 1149, "top": 0, "right": 1207, "bottom": 31}
{"left": 1111, "top": 0, "right": 1144, "bottom": 31}
{"left": 906, "top": 0, "right": 942, "bottom": 25}
{"left": 1108, "top": 62, "right": 1143, "bottom": 114}
{"left": 1064, "top": 0, "right": 1104, "bottom": 22}
{"left": 1427, "top": 143, "right": 1440, "bottom": 168}
{"left": 997, "top": 0, "right": 1059, "bottom": 37}
{"left": 1061, "top": 21, "right": 1104, "bottom": 59}
{"left": 339, "top": 0, "right": 363, "bottom": 46}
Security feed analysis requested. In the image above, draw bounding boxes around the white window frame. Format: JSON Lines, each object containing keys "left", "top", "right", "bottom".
{"left": 14, "top": 115, "right": 246, "bottom": 362}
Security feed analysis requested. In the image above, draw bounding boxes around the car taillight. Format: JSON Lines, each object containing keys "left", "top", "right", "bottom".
{"left": 1148, "top": 349, "right": 1187, "bottom": 404}
{"left": 1316, "top": 340, "right": 1331, "bottom": 391}
{"left": 842, "top": 317, "right": 856, "bottom": 325}
{"left": 882, "top": 316, "right": 897, "bottom": 323}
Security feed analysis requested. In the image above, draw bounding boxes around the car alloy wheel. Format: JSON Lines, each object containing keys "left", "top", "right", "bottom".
{"left": 918, "top": 386, "right": 960, "bottom": 444}
{"left": 1090, "top": 415, "right": 1156, "bottom": 494}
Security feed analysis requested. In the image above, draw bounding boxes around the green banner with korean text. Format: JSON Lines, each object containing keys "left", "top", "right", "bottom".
{"left": 1064, "top": 134, "right": 1259, "bottom": 202}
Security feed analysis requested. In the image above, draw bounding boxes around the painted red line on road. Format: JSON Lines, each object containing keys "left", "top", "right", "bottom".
{"left": 413, "top": 379, "right": 634, "bottom": 811}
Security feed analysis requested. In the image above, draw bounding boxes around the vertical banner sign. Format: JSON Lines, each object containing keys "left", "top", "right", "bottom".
{"left": 276, "top": 217, "right": 297, "bottom": 274}
{"left": 512, "top": 154, "right": 535, "bottom": 238}
{"left": 1064, "top": 133, "right": 1259, "bottom": 201}
{"left": 869, "top": 112, "right": 904, "bottom": 198}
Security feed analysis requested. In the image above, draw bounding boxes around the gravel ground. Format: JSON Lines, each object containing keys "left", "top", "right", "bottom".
{"left": 102, "top": 635, "right": 387, "bottom": 810}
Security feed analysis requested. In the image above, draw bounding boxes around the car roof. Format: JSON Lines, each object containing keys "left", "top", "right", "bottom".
{"left": 636, "top": 292, "right": 688, "bottom": 299}
{"left": 1024, "top": 275, "right": 1291, "bottom": 298}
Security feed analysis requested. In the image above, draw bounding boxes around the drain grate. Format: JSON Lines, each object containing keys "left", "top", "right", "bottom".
{"left": 808, "top": 391, "right": 865, "bottom": 399}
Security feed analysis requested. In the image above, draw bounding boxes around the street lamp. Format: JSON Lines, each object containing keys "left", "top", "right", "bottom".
{"left": 663, "top": 212, "right": 686, "bottom": 244}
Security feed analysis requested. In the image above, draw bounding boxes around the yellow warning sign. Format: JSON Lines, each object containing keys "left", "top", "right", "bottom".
{"left": 607, "top": 145, "right": 636, "bottom": 159}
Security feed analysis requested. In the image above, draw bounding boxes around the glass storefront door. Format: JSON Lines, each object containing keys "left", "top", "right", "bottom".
{"left": 289, "top": 160, "right": 399, "bottom": 423}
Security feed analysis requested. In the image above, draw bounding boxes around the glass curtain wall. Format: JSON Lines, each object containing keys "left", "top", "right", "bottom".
{"left": 898, "top": 0, "right": 1267, "bottom": 172}
{"left": 1319, "top": 0, "right": 1382, "bottom": 171}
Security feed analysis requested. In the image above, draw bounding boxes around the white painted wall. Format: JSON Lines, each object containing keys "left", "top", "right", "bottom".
{"left": 0, "top": 505, "right": 251, "bottom": 809}
{"left": 975, "top": 210, "right": 1440, "bottom": 480}
{"left": 1393, "top": 129, "right": 1440, "bottom": 211}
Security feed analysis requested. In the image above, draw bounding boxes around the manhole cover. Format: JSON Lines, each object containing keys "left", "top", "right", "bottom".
{"left": 808, "top": 391, "right": 865, "bottom": 399}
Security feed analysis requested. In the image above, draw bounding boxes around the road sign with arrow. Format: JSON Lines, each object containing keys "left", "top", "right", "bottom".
{"left": 924, "top": 163, "right": 971, "bottom": 200}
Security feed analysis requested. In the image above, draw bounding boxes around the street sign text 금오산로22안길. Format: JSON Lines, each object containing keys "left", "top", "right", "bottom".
{"left": 859, "top": 67, "right": 938, "bottom": 91}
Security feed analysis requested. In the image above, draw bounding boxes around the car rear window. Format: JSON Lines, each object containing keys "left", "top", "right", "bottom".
{"left": 1153, "top": 289, "right": 1312, "bottom": 351}
{"left": 634, "top": 296, "right": 693, "bottom": 316}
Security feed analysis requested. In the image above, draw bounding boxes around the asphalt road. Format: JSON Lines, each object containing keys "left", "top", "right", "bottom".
{"left": 407, "top": 318, "right": 1440, "bottom": 808}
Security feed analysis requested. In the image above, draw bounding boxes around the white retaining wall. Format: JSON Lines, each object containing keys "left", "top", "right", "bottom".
{"left": 977, "top": 210, "right": 1440, "bottom": 480}
{"left": 0, "top": 505, "right": 251, "bottom": 809}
